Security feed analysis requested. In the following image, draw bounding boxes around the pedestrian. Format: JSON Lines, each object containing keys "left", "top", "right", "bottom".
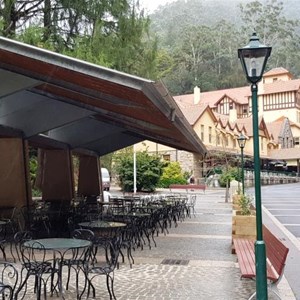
{"left": 189, "top": 175, "right": 195, "bottom": 184}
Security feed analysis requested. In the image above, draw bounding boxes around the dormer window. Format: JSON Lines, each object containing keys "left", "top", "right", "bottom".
{"left": 273, "top": 78, "right": 278, "bottom": 82}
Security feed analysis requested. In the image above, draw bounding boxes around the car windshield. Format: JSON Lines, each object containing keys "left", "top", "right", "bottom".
{"left": 101, "top": 169, "right": 109, "bottom": 179}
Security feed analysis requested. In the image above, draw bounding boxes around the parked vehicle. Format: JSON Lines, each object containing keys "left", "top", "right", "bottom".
{"left": 101, "top": 168, "right": 110, "bottom": 191}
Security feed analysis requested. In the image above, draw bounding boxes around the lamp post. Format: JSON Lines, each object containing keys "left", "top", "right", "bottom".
{"left": 237, "top": 133, "right": 246, "bottom": 195}
{"left": 238, "top": 32, "right": 272, "bottom": 300}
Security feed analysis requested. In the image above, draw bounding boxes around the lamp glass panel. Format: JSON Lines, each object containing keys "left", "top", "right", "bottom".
{"left": 242, "top": 49, "right": 269, "bottom": 79}
{"left": 237, "top": 135, "right": 246, "bottom": 148}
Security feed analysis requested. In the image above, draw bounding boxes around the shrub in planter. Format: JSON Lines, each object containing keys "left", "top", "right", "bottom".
{"left": 238, "top": 194, "right": 253, "bottom": 215}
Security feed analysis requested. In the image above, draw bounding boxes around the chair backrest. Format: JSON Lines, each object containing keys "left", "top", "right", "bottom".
{"left": 263, "top": 225, "right": 289, "bottom": 277}
{"left": 0, "top": 207, "right": 19, "bottom": 238}
{"left": 13, "top": 231, "right": 33, "bottom": 262}
{"left": 20, "top": 241, "right": 47, "bottom": 270}
{"left": 72, "top": 228, "right": 95, "bottom": 242}
{"left": 61, "top": 243, "right": 91, "bottom": 267}
{"left": 0, "top": 262, "right": 19, "bottom": 300}
{"left": 93, "top": 237, "right": 121, "bottom": 270}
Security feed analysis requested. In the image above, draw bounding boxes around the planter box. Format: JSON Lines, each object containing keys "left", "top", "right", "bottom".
{"left": 232, "top": 213, "right": 256, "bottom": 253}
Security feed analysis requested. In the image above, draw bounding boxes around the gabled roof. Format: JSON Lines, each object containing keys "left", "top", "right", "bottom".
{"left": 263, "top": 67, "right": 292, "bottom": 78}
{"left": 0, "top": 37, "right": 207, "bottom": 156}
{"left": 214, "top": 114, "right": 270, "bottom": 139}
{"left": 266, "top": 122, "right": 282, "bottom": 143}
{"left": 174, "top": 68, "right": 300, "bottom": 109}
{"left": 214, "top": 94, "right": 238, "bottom": 106}
{"left": 266, "top": 117, "right": 293, "bottom": 143}
{"left": 174, "top": 86, "right": 250, "bottom": 108}
{"left": 262, "top": 79, "right": 300, "bottom": 95}
{"left": 175, "top": 102, "right": 217, "bottom": 126}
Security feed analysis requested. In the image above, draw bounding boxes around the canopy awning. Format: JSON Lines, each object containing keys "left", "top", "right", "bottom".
{"left": 0, "top": 37, "right": 206, "bottom": 156}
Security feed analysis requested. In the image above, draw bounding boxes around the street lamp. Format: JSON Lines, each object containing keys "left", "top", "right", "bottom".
{"left": 237, "top": 133, "right": 247, "bottom": 195}
{"left": 238, "top": 32, "right": 272, "bottom": 300}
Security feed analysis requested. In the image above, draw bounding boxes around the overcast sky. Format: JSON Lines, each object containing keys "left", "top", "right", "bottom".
{"left": 140, "top": 0, "right": 177, "bottom": 13}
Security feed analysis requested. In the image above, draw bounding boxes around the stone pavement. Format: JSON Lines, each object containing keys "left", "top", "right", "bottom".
{"left": 8, "top": 188, "right": 296, "bottom": 299}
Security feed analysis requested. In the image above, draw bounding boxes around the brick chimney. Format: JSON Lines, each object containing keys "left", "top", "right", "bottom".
{"left": 194, "top": 86, "right": 201, "bottom": 105}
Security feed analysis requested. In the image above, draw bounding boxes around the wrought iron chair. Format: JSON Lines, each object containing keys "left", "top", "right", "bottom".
{"left": 118, "top": 223, "right": 135, "bottom": 268}
{"left": 61, "top": 229, "right": 95, "bottom": 293}
{"left": 0, "top": 207, "right": 19, "bottom": 260}
{"left": 80, "top": 236, "right": 121, "bottom": 300}
{"left": 186, "top": 194, "right": 197, "bottom": 218}
{"left": 10, "top": 231, "right": 33, "bottom": 263}
{"left": 0, "top": 262, "right": 19, "bottom": 300}
{"left": 0, "top": 226, "right": 6, "bottom": 261}
{"left": 15, "top": 241, "right": 60, "bottom": 300}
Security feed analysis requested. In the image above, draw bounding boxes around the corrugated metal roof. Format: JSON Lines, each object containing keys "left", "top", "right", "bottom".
{"left": 0, "top": 37, "right": 207, "bottom": 156}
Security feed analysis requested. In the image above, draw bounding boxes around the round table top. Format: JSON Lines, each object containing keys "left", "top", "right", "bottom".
{"left": 23, "top": 238, "right": 91, "bottom": 250}
{"left": 78, "top": 220, "right": 127, "bottom": 229}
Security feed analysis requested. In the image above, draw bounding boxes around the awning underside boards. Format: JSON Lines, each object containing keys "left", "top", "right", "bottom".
{"left": 0, "top": 37, "right": 207, "bottom": 156}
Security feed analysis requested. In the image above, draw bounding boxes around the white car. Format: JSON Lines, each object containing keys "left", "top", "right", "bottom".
{"left": 101, "top": 168, "right": 110, "bottom": 191}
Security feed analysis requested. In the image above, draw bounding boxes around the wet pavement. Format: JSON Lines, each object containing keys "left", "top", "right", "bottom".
{"left": 4, "top": 188, "right": 297, "bottom": 299}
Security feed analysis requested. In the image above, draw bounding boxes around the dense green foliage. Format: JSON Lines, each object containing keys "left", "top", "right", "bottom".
{"left": 100, "top": 153, "right": 114, "bottom": 174}
{"left": 150, "top": 0, "right": 300, "bottom": 95}
{"left": 29, "top": 156, "right": 42, "bottom": 197}
{"left": 238, "top": 194, "right": 252, "bottom": 215}
{"left": 1, "top": 0, "right": 299, "bottom": 95}
{"left": 219, "top": 167, "right": 240, "bottom": 188}
{"left": 158, "top": 161, "right": 187, "bottom": 188}
{"left": 0, "top": 0, "right": 158, "bottom": 78}
{"left": 114, "top": 149, "right": 165, "bottom": 192}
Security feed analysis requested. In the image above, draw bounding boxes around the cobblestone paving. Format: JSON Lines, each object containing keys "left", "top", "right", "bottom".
{"left": 5, "top": 189, "right": 294, "bottom": 299}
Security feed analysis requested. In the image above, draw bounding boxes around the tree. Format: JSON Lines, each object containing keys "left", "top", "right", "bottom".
{"left": 114, "top": 149, "right": 164, "bottom": 192}
{"left": 239, "top": 0, "right": 300, "bottom": 77}
{"left": 1, "top": 0, "right": 158, "bottom": 79}
{"left": 160, "top": 22, "right": 245, "bottom": 95}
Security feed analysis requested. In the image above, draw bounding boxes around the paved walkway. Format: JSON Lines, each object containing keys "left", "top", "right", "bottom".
{"left": 7, "top": 188, "right": 297, "bottom": 299}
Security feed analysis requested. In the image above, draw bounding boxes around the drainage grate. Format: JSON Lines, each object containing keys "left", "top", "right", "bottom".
{"left": 161, "top": 259, "right": 189, "bottom": 266}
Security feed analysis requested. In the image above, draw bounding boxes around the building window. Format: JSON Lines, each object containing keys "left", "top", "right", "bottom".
{"left": 209, "top": 127, "right": 212, "bottom": 143}
{"left": 201, "top": 125, "right": 204, "bottom": 142}
{"left": 225, "top": 136, "right": 228, "bottom": 147}
{"left": 261, "top": 137, "right": 264, "bottom": 151}
{"left": 294, "top": 137, "right": 300, "bottom": 146}
{"left": 263, "top": 92, "right": 295, "bottom": 111}
{"left": 216, "top": 133, "right": 220, "bottom": 145}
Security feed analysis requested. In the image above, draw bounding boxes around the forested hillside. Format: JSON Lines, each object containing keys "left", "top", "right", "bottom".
{"left": 148, "top": 0, "right": 300, "bottom": 95}
{"left": 1, "top": 0, "right": 300, "bottom": 97}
